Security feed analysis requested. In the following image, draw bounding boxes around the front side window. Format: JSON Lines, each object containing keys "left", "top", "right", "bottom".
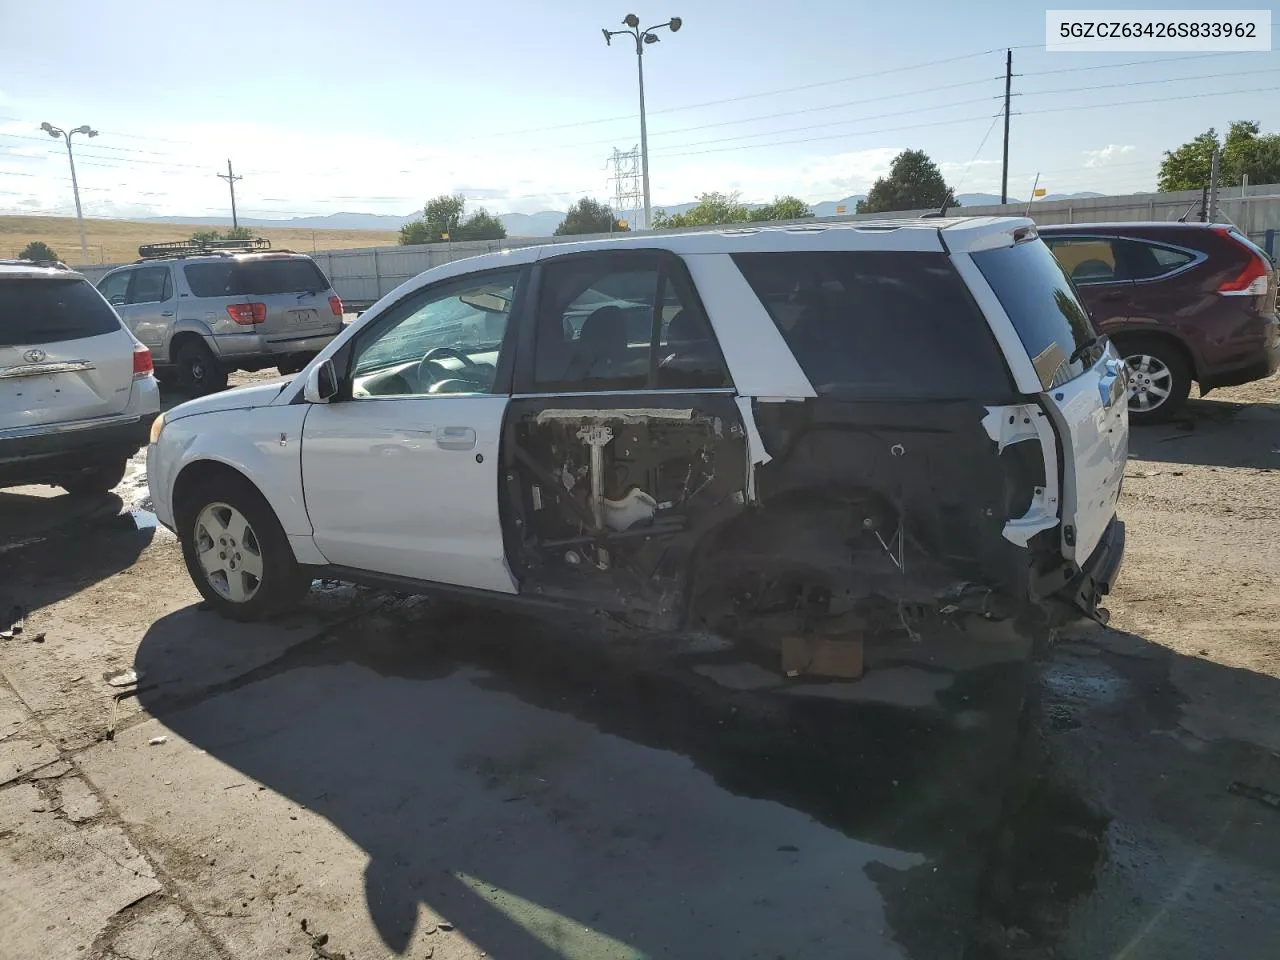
{"left": 973, "top": 239, "right": 1096, "bottom": 390}
{"left": 532, "top": 253, "right": 728, "bottom": 392}
{"left": 98, "top": 270, "right": 131, "bottom": 306}
{"left": 732, "top": 250, "right": 1014, "bottom": 401}
{"left": 349, "top": 268, "right": 521, "bottom": 398}
{"left": 128, "top": 266, "right": 171, "bottom": 304}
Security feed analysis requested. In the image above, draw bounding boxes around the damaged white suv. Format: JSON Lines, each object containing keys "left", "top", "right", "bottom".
{"left": 147, "top": 218, "right": 1128, "bottom": 637}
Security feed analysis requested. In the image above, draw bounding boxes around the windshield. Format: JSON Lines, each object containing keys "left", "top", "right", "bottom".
{"left": 972, "top": 239, "right": 1096, "bottom": 390}
{"left": 183, "top": 258, "right": 330, "bottom": 298}
{"left": 0, "top": 278, "right": 121, "bottom": 346}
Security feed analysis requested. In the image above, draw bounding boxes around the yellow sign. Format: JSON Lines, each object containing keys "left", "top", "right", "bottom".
{"left": 617, "top": 219, "right": 629, "bottom": 228}
{"left": 1033, "top": 188, "right": 1047, "bottom": 198}
{"left": 441, "top": 232, "right": 450, "bottom": 240}
{"left": 835, "top": 205, "right": 846, "bottom": 214}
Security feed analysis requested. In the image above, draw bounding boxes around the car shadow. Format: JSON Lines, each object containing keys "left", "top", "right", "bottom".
{"left": 1129, "top": 396, "right": 1280, "bottom": 469}
{"left": 0, "top": 489, "right": 154, "bottom": 613}
{"left": 134, "top": 600, "right": 1038, "bottom": 959}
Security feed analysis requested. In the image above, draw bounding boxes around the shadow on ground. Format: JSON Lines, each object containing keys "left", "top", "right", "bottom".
{"left": 135, "top": 600, "right": 1036, "bottom": 959}
{"left": 1129, "top": 397, "right": 1280, "bottom": 468}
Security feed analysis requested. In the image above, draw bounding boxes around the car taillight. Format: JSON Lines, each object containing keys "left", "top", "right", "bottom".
{"left": 328, "top": 295, "right": 343, "bottom": 317}
{"left": 226, "top": 302, "right": 267, "bottom": 324}
{"left": 132, "top": 344, "right": 153, "bottom": 379}
{"left": 1214, "top": 228, "right": 1271, "bottom": 296}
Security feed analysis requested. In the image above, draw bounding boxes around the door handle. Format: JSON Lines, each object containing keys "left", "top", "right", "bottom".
{"left": 436, "top": 426, "right": 477, "bottom": 451}
{"left": 161, "top": 311, "right": 174, "bottom": 317}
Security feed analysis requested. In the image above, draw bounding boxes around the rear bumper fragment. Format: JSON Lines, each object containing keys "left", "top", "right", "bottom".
{"left": 1060, "top": 515, "right": 1125, "bottom": 616}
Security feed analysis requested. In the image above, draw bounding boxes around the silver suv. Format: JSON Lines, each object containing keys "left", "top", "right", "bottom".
{"left": 1, "top": 259, "right": 160, "bottom": 495}
{"left": 96, "top": 239, "right": 344, "bottom": 395}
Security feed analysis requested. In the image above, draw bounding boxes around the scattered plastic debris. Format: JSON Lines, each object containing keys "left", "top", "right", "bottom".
{"left": 148, "top": 736, "right": 168, "bottom": 746}
{"left": 29, "top": 632, "right": 44, "bottom": 644}
{"left": 104, "top": 668, "right": 140, "bottom": 687}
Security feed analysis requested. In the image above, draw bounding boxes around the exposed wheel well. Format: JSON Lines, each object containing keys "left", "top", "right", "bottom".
{"left": 172, "top": 459, "right": 260, "bottom": 529}
{"left": 168, "top": 331, "right": 210, "bottom": 366}
{"left": 1109, "top": 329, "right": 1198, "bottom": 383}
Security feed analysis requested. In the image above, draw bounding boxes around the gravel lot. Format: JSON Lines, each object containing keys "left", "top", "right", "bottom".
{"left": 1, "top": 374, "right": 1277, "bottom": 960}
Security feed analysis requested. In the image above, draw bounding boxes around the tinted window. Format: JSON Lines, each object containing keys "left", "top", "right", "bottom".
{"left": 129, "top": 266, "right": 171, "bottom": 304}
{"left": 98, "top": 270, "right": 131, "bottom": 306}
{"left": 1043, "top": 238, "right": 1118, "bottom": 284}
{"left": 973, "top": 240, "right": 1094, "bottom": 390}
{"left": 0, "top": 278, "right": 121, "bottom": 346}
{"left": 183, "top": 258, "right": 329, "bottom": 298}
{"left": 732, "top": 251, "right": 1013, "bottom": 401}
{"left": 533, "top": 254, "right": 728, "bottom": 392}
{"left": 1149, "top": 244, "right": 1196, "bottom": 271}
{"left": 350, "top": 268, "right": 520, "bottom": 397}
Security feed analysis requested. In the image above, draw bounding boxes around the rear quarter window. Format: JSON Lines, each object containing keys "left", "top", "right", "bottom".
{"left": 184, "top": 258, "right": 330, "bottom": 298}
{"left": 731, "top": 250, "right": 1015, "bottom": 401}
{"left": 0, "top": 278, "right": 121, "bottom": 346}
{"left": 972, "top": 239, "right": 1094, "bottom": 390}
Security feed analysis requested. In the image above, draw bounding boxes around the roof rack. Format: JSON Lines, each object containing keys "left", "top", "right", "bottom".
{"left": 137, "top": 237, "right": 272, "bottom": 260}
{"left": 0, "top": 257, "right": 72, "bottom": 271}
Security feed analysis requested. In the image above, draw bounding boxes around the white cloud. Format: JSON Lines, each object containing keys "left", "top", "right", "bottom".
{"left": 1083, "top": 145, "right": 1136, "bottom": 169}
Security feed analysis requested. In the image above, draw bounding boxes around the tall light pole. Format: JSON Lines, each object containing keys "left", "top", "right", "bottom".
{"left": 603, "top": 13, "right": 682, "bottom": 230}
{"left": 41, "top": 121, "right": 97, "bottom": 263}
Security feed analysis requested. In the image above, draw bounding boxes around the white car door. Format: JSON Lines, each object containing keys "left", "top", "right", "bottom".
{"left": 300, "top": 266, "right": 525, "bottom": 593}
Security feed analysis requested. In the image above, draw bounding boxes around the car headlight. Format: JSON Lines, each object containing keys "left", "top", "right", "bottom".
{"left": 149, "top": 412, "right": 166, "bottom": 444}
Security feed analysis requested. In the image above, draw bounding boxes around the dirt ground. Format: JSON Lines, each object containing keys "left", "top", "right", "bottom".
{"left": 1, "top": 374, "right": 1278, "bottom": 959}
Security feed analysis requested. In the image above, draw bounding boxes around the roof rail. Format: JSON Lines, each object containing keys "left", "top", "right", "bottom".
{"left": 137, "top": 237, "right": 272, "bottom": 259}
{"left": 0, "top": 257, "right": 72, "bottom": 270}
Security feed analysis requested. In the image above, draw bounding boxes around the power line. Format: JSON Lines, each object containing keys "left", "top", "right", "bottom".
{"left": 1019, "top": 65, "right": 1280, "bottom": 97}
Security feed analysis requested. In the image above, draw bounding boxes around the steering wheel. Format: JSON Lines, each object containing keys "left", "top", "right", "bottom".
{"left": 416, "top": 346, "right": 480, "bottom": 391}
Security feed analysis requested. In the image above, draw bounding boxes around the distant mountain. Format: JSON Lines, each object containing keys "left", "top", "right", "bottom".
{"left": 497, "top": 211, "right": 567, "bottom": 237}
{"left": 140, "top": 212, "right": 417, "bottom": 231}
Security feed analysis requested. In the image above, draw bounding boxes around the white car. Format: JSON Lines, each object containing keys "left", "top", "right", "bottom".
{"left": 147, "top": 219, "right": 1128, "bottom": 637}
{"left": 2, "top": 259, "right": 160, "bottom": 495}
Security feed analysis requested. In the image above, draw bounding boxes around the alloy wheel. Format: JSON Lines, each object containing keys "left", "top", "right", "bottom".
{"left": 194, "top": 502, "right": 264, "bottom": 603}
{"left": 1124, "top": 353, "right": 1173, "bottom": 413}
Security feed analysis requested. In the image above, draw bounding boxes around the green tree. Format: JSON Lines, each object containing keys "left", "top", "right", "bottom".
{"left": 1158, "top": 122, "right": 1280, "bottom": 192}
{"left": 750, "top": 195, "right": 813, "bottom": 222}
{"left": 652, "top": 191, "right": 751, "bottom": 228}
{"left": 191, "top": 227, "right": 253, "bottom": 244}
{"left": 554, "top": 198, "right": 629, "bottom": 236}
{"left": 19, "top": 240, "right": 59, "bottom": 262}
{"left": 856, "top": 150, "right": 957, "bottom": 214}
{"left": 400, "top": 195, "right": 506, "bottom": 244}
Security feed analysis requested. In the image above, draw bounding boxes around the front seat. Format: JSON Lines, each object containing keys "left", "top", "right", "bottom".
{"left": 566, "top": 305, "right": 629, "bottom": 381}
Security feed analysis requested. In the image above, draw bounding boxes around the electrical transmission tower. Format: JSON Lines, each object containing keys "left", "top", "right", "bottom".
{"left": 608, "top": 146, "right": 643, "bottom": 230}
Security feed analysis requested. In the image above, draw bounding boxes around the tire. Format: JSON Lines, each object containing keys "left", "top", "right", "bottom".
{"left": 1112, "top": 334, "right": 1191, "bottom": 425}
{"left": 176, "top": 339, "right": 228, "bottom": 396}
{"left": 60, "top": 458, "right": 128, "bottom": 497}
{"left": 276, "top": 354, "right": 311, "bottom": 376}
{"left": 176, "top": 474, "right": 309, "bottom": 621}
{"left": 154, "top": 368, "right": 179, "bottom": 387}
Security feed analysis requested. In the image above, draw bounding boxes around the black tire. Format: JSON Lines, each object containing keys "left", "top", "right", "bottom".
{"left": 1112, "top": 334, "right": 1192, "bottom": 425}
{"left": 154, "top": 368, "right": 179, "bottom": 387}
{"left": 60, "top": 458, "right": 128, "bottom": 497}
{"left": 276, "top": 354, "right": 311, "bottom": 376}
{"left": 176, "top": 339, "right": 228, "bottom": 396}
{"left": 176, "top": 474, "right": 309, "bottom": 621}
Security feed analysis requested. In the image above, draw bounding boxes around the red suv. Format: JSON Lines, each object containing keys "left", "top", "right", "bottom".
{"left": 1039, "top": 222, "right": 1278, "bottom": 423}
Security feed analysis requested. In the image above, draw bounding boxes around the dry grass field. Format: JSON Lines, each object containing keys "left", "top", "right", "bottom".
{"left": 0, "top": 215, "right": 400, "bottom": 266}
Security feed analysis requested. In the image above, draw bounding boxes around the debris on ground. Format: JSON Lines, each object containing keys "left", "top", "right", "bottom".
{"left": 1228, "top": 780, "right": 1280, "bottom": 811}
{"left": 28, "top": 632, "right": 44, "bottom": 643}
{"left": 104, "top": 668, "right": 140, "bottom": 687}
{"left": 148, "top": 736, "right": 168, "bottom": 746}
{"left": 300, "top": 918, "right": 348, "bottom": 960}
{"left": 781, "top": 635, "right": 864, "bottom": 679}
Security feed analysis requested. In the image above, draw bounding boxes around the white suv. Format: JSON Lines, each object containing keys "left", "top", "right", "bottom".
{"left": 1, "top": 259, "right": 160, "bottom": 495}
{"left": 147, "top": 218, "right": 1128, "bottom": 634}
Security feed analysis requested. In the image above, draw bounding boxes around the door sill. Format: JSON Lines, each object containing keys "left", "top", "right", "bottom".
{"left": 304, "top": 564, "right": 564, "bottom": 614}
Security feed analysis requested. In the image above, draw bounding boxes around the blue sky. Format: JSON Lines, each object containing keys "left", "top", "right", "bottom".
{"left": 0, "top": 0, "right": 1277, "bottom": 221}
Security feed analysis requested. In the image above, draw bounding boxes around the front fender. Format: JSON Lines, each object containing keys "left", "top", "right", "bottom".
{"left": 150, "top": 405, "right": 311, "bottom": 538}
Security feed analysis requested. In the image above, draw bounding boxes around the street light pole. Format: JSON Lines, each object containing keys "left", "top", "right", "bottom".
{"left": 40, "top": 121, "right": 98, "bottom": 263}
{"left": 603, "top": 14, "right": 682, "bottom": 230}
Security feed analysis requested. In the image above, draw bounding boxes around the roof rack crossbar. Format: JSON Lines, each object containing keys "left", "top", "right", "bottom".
{"left": 137, "top": 237, "right": 272, "bottom": 259}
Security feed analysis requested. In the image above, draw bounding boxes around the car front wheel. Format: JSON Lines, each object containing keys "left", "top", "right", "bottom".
{"left": 178, "top": 475, "right": 308, "bottom": 620}
{"left": 1114, "top": 335, "right": 1191, "bottom": 425}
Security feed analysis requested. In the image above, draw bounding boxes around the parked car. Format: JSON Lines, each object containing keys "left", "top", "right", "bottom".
{"left": 1, "top": 259, "right": 159, "bottom": 495}
{"left": 1039, "top": 222, "right": 1279, "bottom": 423}
{"left": 95, "top": 239, "right": 344, "bottom": 395}
{"left": 147, "top": 219, "right": 1127, "bottom": 643}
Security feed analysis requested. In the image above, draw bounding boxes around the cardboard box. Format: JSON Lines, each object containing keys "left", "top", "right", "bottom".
{"left": 780, "top": 635, "right": 864, "bottom": 680}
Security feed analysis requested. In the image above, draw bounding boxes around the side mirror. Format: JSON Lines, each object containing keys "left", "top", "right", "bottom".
{"left": 303, "top": 358, "right": 338, "bottom": 403}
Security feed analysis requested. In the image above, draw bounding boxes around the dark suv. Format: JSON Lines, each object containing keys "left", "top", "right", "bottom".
{"left": 1039, "top": 222, "right": 1278, "bottom": 423}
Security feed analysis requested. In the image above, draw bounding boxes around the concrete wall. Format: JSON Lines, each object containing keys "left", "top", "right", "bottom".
{"left": 77, "top": 184, "right": 1280, "bottom": 302}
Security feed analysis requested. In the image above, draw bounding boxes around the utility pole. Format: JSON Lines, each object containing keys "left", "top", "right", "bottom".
{"left": 603, "top": 14, "right": 683, "bottom": 230}
{"left": 1207, "top": 147, "right": 1221, "bottom": 223}
{"left": 40, "top": 122, "right": 96, "bottom": 263}
{"left": 217, "top": 159, "right": 243, "bottom": 229}
{"left": 1000, "top": 49, "right": 1012, "bottom": 206}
